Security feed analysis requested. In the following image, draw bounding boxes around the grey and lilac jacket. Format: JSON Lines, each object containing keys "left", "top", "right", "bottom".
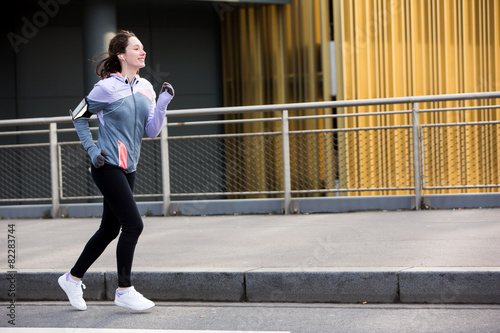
{"left": 74, "top": 73, "right": 173, "bottom": 173}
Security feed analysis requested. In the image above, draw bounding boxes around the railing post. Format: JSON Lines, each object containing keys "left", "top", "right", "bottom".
{"left": 161, "top": 120, "right": 171, "bottom": 216}
{"left": 282, "top": 110, "right": 292, "bottom": 214}
{"left": 49, "top": 122, "right": 60, "bottom": 218}
{"left": 412, "top": 103, "right": 422, "bottom": 210}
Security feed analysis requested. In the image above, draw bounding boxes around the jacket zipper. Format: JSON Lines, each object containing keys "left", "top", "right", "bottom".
{"left": 130, "top": 82, "right": 137, "bottom": 170}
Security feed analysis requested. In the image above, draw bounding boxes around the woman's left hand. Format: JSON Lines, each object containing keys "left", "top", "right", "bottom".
{"left": 160, "top": 82, "right": 174, "bottom": 97}
{"left": 156, "top": 82, "right": 174, "bottom": 111}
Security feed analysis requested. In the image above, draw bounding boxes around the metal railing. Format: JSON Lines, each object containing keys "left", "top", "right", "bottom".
{"left": 1, "top": 92, "right": 499, "bottom": 216}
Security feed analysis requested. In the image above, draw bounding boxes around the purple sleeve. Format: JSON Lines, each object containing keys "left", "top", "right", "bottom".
{"left": 145, "top": 88, "right": 173, "bottom": 138}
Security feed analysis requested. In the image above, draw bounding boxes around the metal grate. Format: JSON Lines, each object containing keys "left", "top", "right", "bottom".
{"left": 421, "top": 122, "right": 500, "bottom": 189}
{"left": 0, "top": 144, "right": 51, "bottom": 201}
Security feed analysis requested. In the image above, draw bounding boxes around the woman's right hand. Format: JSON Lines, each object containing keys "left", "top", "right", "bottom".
{"left": 95, "top": 150, "right": 109, "bottom": 168}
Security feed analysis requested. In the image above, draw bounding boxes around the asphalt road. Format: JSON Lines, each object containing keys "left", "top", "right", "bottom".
{"left": 2, "top": 302, "right": 500, "bottom": 332}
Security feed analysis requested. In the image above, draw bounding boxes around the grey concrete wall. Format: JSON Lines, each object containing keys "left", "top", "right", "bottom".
{"left": 1, "top": 0, "right": 224, "bottom": 128}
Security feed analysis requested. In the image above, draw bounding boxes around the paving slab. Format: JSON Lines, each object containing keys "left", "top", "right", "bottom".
{"left": 1, "top": 208, "right": 499, "bottom": 303}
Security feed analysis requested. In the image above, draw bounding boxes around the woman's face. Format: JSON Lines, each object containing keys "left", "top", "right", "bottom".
{"left": 121, "top": 36, "right": 146, "bottom": 69}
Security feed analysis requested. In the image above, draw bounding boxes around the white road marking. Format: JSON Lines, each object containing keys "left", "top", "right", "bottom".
{"left": 0, "top": 329, "right": 289, "bottom": 333}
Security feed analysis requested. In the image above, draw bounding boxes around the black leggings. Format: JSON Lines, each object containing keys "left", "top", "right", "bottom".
{"left": 71, "top": 164, "right": 143, "bottom": 287}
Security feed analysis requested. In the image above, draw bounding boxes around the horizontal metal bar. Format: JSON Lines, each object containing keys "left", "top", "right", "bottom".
{"left": 288, "top": 110, "right": 412, "bottom": 120}
{"left": 11, "top": 183, "right": 484, "bottom": 203}
{"left": 290, "top": 187, "right": 415, "bottom": 194}
{"left": 418, "top": 105, "right": 500, "bottom": 113}
{"left": 167, "top": 110, "right": 413, "bottom": 127}
{"left": 1, "top": 92, "right": 499, "bottom": 127}
{"left": 423, "top": 185, "right": 500, "bottom": 190}
{"left": 0, "top": 127, "right": 96, "bottom": 136}
{"left": 171, "top": 191, "right": 285, "bottom": 197}
{"left": 58, "top": 141, "right": 86, "bottom": 146}
{"left": 168, "top": 117, "right": 282, "bottom": 127}
{"left": 0, "top": 116, "right": 76, "bottom": 127}
{"left": 289, "top": 125, "right": 412, "bottom": 135}
{"left": 170, "top": 186, "right": 415, "bottom": 197}
{"left": 0, "top": 129, "right": 49, "bottom": 136}
{"left": 0, "top": 142, "right": 50, "bottom": 149}
{"left": 168, "top": 131, "right": 281, "bottom": 140}
{"left": 0, "top": 198, "right": 51, "bottom": 202}
{"left": 60, "top": 193, "right": 163, "bottom": 200}
{"left": 421, "top": 121, "right": 500, "bottom": 128}
{"left": 133, "top": 193, "right": 163, "bottom": 198}
{"left": 57, "top": 127, "right": 98, "bottom": 134}
{"left": 0, "top": 116, "right": 99, "bottom": 127}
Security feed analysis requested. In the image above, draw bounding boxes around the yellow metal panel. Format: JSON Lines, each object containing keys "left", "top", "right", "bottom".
{"left": 334, "top": 0, "right": 499, "bottom": 195}
{"left": 221, "top": 0, "right": 333, "bottom": 198}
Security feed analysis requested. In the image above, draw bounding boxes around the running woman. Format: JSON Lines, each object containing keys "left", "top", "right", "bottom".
{"left": 58, "top": 30, "right": 174, "bottom": 311}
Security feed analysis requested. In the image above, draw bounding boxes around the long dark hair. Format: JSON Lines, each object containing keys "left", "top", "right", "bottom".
{"left": 95, "top": 30, "right": 136, "bottom": 79}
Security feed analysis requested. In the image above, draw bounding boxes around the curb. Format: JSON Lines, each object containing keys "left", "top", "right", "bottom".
{"left": 2, "top": 267, "right": 500, "bottom": 304}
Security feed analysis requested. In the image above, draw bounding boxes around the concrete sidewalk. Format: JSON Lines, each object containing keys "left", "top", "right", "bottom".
{"left": 1, "top": 208, "right": 500, "bottom": 304}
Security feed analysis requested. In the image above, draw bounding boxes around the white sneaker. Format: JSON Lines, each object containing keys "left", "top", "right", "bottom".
{"left": 58, "top": 272, "right": 87, "bottom": 311}
{"left": 114, "top": 286, "right": 155, "bottom": 311}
